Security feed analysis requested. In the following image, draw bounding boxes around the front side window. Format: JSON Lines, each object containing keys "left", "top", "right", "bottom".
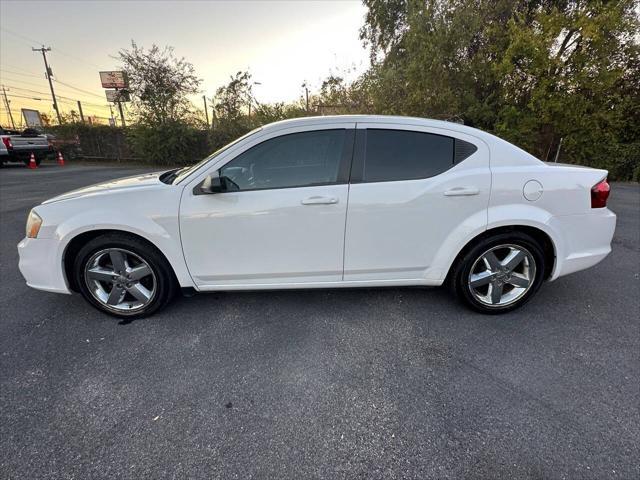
{"left": 220, "top": 129, "right": 347, "bottom": 191}
{"left": 359, "top": 129, "right": 465, "bottom": 183}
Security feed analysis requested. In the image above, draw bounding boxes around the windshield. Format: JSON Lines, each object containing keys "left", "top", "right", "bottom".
{"left": 167, "top": 127, "right": 262, "bottom": 185}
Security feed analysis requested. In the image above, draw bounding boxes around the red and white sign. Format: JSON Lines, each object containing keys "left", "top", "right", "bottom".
{"left": 99, "top": 71, "right": 129, "bottom": 89}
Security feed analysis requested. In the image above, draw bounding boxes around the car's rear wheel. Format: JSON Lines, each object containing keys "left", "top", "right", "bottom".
{"left": 73, "top": 233, "right": 177, "bottom": 318}
{"left": 451, "top": 232, "right": 546, "bottom": 314}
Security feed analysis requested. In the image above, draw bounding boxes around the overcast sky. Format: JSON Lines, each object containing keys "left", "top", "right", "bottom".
{"left": 0, "top": 0, "right": 369, "bottom": 124}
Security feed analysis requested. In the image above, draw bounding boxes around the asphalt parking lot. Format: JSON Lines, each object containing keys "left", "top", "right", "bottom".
{"left": 1, "top": 162, "right": 638, "bottom": 479}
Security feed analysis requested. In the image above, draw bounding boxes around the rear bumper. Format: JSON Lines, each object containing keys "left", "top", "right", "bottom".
{"left": 549, "top": 209, "right": 617, "bottom": 280}
{"left": 17, "top": 237, "right": 71, "bottom": 294}
{"left": 3, "top": 147, "right": 53, "bottom": 160}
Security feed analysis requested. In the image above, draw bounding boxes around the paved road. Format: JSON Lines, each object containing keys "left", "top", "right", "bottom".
{"left": 1, "top": 162, "right": 638, "bottom": 479}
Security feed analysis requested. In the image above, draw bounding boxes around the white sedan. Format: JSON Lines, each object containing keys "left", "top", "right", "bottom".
{"left": 18, "top": 116, "right": 616, "bottom": 318}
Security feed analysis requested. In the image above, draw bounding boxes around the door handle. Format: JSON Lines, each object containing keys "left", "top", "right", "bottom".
{"left": 301, "top": 196, "right": 339, "bottom": 205}
{"left": 444, "top": 187, "right": 480, "bottom": 197}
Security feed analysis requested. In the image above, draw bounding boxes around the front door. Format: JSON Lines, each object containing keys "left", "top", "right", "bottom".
{"left": 180, "top": 126, "right": 355, "bottom": 288}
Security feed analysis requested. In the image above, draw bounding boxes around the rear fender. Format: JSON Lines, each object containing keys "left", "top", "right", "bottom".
{"left": 428, "top": 204, "right": 562, "bottom": 284}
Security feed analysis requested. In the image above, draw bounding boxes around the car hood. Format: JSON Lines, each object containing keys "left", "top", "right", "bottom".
{"left": 42, "top": 171, "right": 166, "bottom": 204}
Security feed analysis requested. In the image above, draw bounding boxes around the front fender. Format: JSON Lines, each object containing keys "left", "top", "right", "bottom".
{"left": 51, "top": 208, "right": 194, "bottom": 289}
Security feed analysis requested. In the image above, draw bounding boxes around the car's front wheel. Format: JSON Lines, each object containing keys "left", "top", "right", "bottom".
{"left": 73, "top": 233, "right": 177, "bottom": 318}
{"left": 451, "top": 232, "right": 546, "bottom": 314}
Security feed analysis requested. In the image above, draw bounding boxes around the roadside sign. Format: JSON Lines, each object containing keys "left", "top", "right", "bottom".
{"left": 105, "top": 89, "right": 131, "bottom": 103}
{"left": 22, "top": 108, "right": 43, "bottom": 127}
{"left": 99, "top": 71, "right": 129, "bottom": 89}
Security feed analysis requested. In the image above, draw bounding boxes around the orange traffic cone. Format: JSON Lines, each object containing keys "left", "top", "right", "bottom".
{"left": 57, "top": 151, "right": 65, "bottom": 166}
{"left": 27, "top": 153, "right": 37, "bottom": 169}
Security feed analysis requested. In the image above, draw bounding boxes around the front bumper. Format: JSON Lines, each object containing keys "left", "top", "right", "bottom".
{"left": 550, "top": 208, "right": 617, "bottom": 280}
{"left": 17, "top": 237, "right": 71, "bottom": 294}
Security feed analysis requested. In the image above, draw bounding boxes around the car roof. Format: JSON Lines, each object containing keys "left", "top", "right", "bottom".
{"left": 260, "top": 115, "right": 543, "bottom": 166}
{"left": 261, "top": 114, "right": 487, "bottom": 138}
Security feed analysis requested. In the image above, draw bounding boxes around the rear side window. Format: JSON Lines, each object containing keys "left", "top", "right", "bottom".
{"left": 356, "top": 129, "right": 476, "bottom": 183}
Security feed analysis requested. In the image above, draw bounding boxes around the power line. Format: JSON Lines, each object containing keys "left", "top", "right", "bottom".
{"left": 0, "top": 74, "right": 51, "bottom": 89}
{"left": 53, "top": 79, "right": 105, "bottom": 99}
{"left": 0, "top": 27, "right": 42, "bottom": 47}
{"left": 4, "top": 93, "right": 111, "bottom": 120}
{"left": 0, "top": 68, "right": 43, "bottom": 79}
{"left": 0, "top": 63, "right": 43, "bottom": 75}
{"left": 1, "top": 77, "right": 110, "bottom": 106}
{"left": 1, "top": 27, "right": 102, "bottom": 69}
{"left": 3, "top": 85, "right": 52, "bottom": 97}
{"left": 5, "top": 85, "right": 108, "bottom": 107}
{"left": 5, "top": 93, "right": 48, "bottom": 100}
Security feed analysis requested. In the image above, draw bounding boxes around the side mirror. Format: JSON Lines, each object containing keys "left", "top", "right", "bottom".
{"left": 195, "top": 172, "right": 225, "bottom": 195}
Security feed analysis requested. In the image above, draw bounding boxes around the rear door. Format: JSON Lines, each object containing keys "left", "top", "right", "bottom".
{"left": 343, "top": 123, "right": 490, "bottom": 282}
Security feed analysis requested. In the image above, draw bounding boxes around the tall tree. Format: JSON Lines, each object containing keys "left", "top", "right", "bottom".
{"left": 360, "top": 0, "right": 639, "bottom": 177}
{"left": 118, "top": 41, "right": 201, "bottom": 125}
{"left": 495, "top": 1, "right": 640, "bottom": 174}
{"left": 214, "top": 71, "right": 254, "bottom": 121}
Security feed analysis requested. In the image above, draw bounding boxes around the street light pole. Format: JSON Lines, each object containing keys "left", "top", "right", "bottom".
{"left": 302, "top": 82, "right": 309, "bottom": 113}
{"left": 248, "top": 81, "right": 261, "bottom": 117}
{"left": 203, "top": 95, "right": 210, "bottom": 126}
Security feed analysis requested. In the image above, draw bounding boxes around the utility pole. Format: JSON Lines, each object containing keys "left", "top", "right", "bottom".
{"left": 203, "top": 95, "right": 210, "bottom": 126}
{"left": 77, "top": 100, "right": 85, "bottom": 123}
{"left": 32, "top": 46, "right": 62, "bottom": 125}
{"left": 302, "top": 82, "right": 310, "bottom": 113}
{"left": 115, "top": 92, "right": 126, "bottom": 127}
{"left": 108, "top": 104, "right": 115, "bottom": 126}
{"left": 1, "top": 85, "right": 16, "bottom": 129}
{"left": 117, "top": 101, "right": 126, "bottom": 127}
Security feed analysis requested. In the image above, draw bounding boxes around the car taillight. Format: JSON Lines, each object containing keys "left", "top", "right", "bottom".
{"left": 2, "top": 137, "right": 13, "bottom": 150}
{"left": 591, "top": 178, "right": 610, "bottom": 208}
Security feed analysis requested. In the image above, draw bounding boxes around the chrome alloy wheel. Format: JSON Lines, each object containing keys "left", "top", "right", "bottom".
{"left": 468, "top": 244, "right": 536, "bottom": 308}
{"left": 84, "top": 248, "right": 157, "bottom": 313}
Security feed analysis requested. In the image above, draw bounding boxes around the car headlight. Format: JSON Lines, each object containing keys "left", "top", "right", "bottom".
{"left": 26, "top": 210, "right": 43, "bottom": 238}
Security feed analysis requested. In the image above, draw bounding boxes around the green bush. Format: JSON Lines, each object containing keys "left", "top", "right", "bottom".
{"left": 47, "top": 123, "right": 130, "bottom": 160}
{"left": 127, "top": 121, "right": 210, "bottom": 166}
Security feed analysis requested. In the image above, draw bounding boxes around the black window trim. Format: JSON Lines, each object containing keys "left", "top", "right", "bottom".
{"left": 199, "top": 128, "right": 357, "bottom": 194}
{"left": 349, "top": 127, "right": 478, "bottom": 184}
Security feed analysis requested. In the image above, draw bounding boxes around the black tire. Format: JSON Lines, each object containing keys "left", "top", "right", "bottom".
{"left": 450, "top": 232, "right": 546, "bottom": 314}
{"left": 73, "top": 233, "right": 177, "bottom": 319}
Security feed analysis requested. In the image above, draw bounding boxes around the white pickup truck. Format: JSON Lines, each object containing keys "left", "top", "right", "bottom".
{"left": 1, "top": 126, "right": 53, "bottom": 166}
